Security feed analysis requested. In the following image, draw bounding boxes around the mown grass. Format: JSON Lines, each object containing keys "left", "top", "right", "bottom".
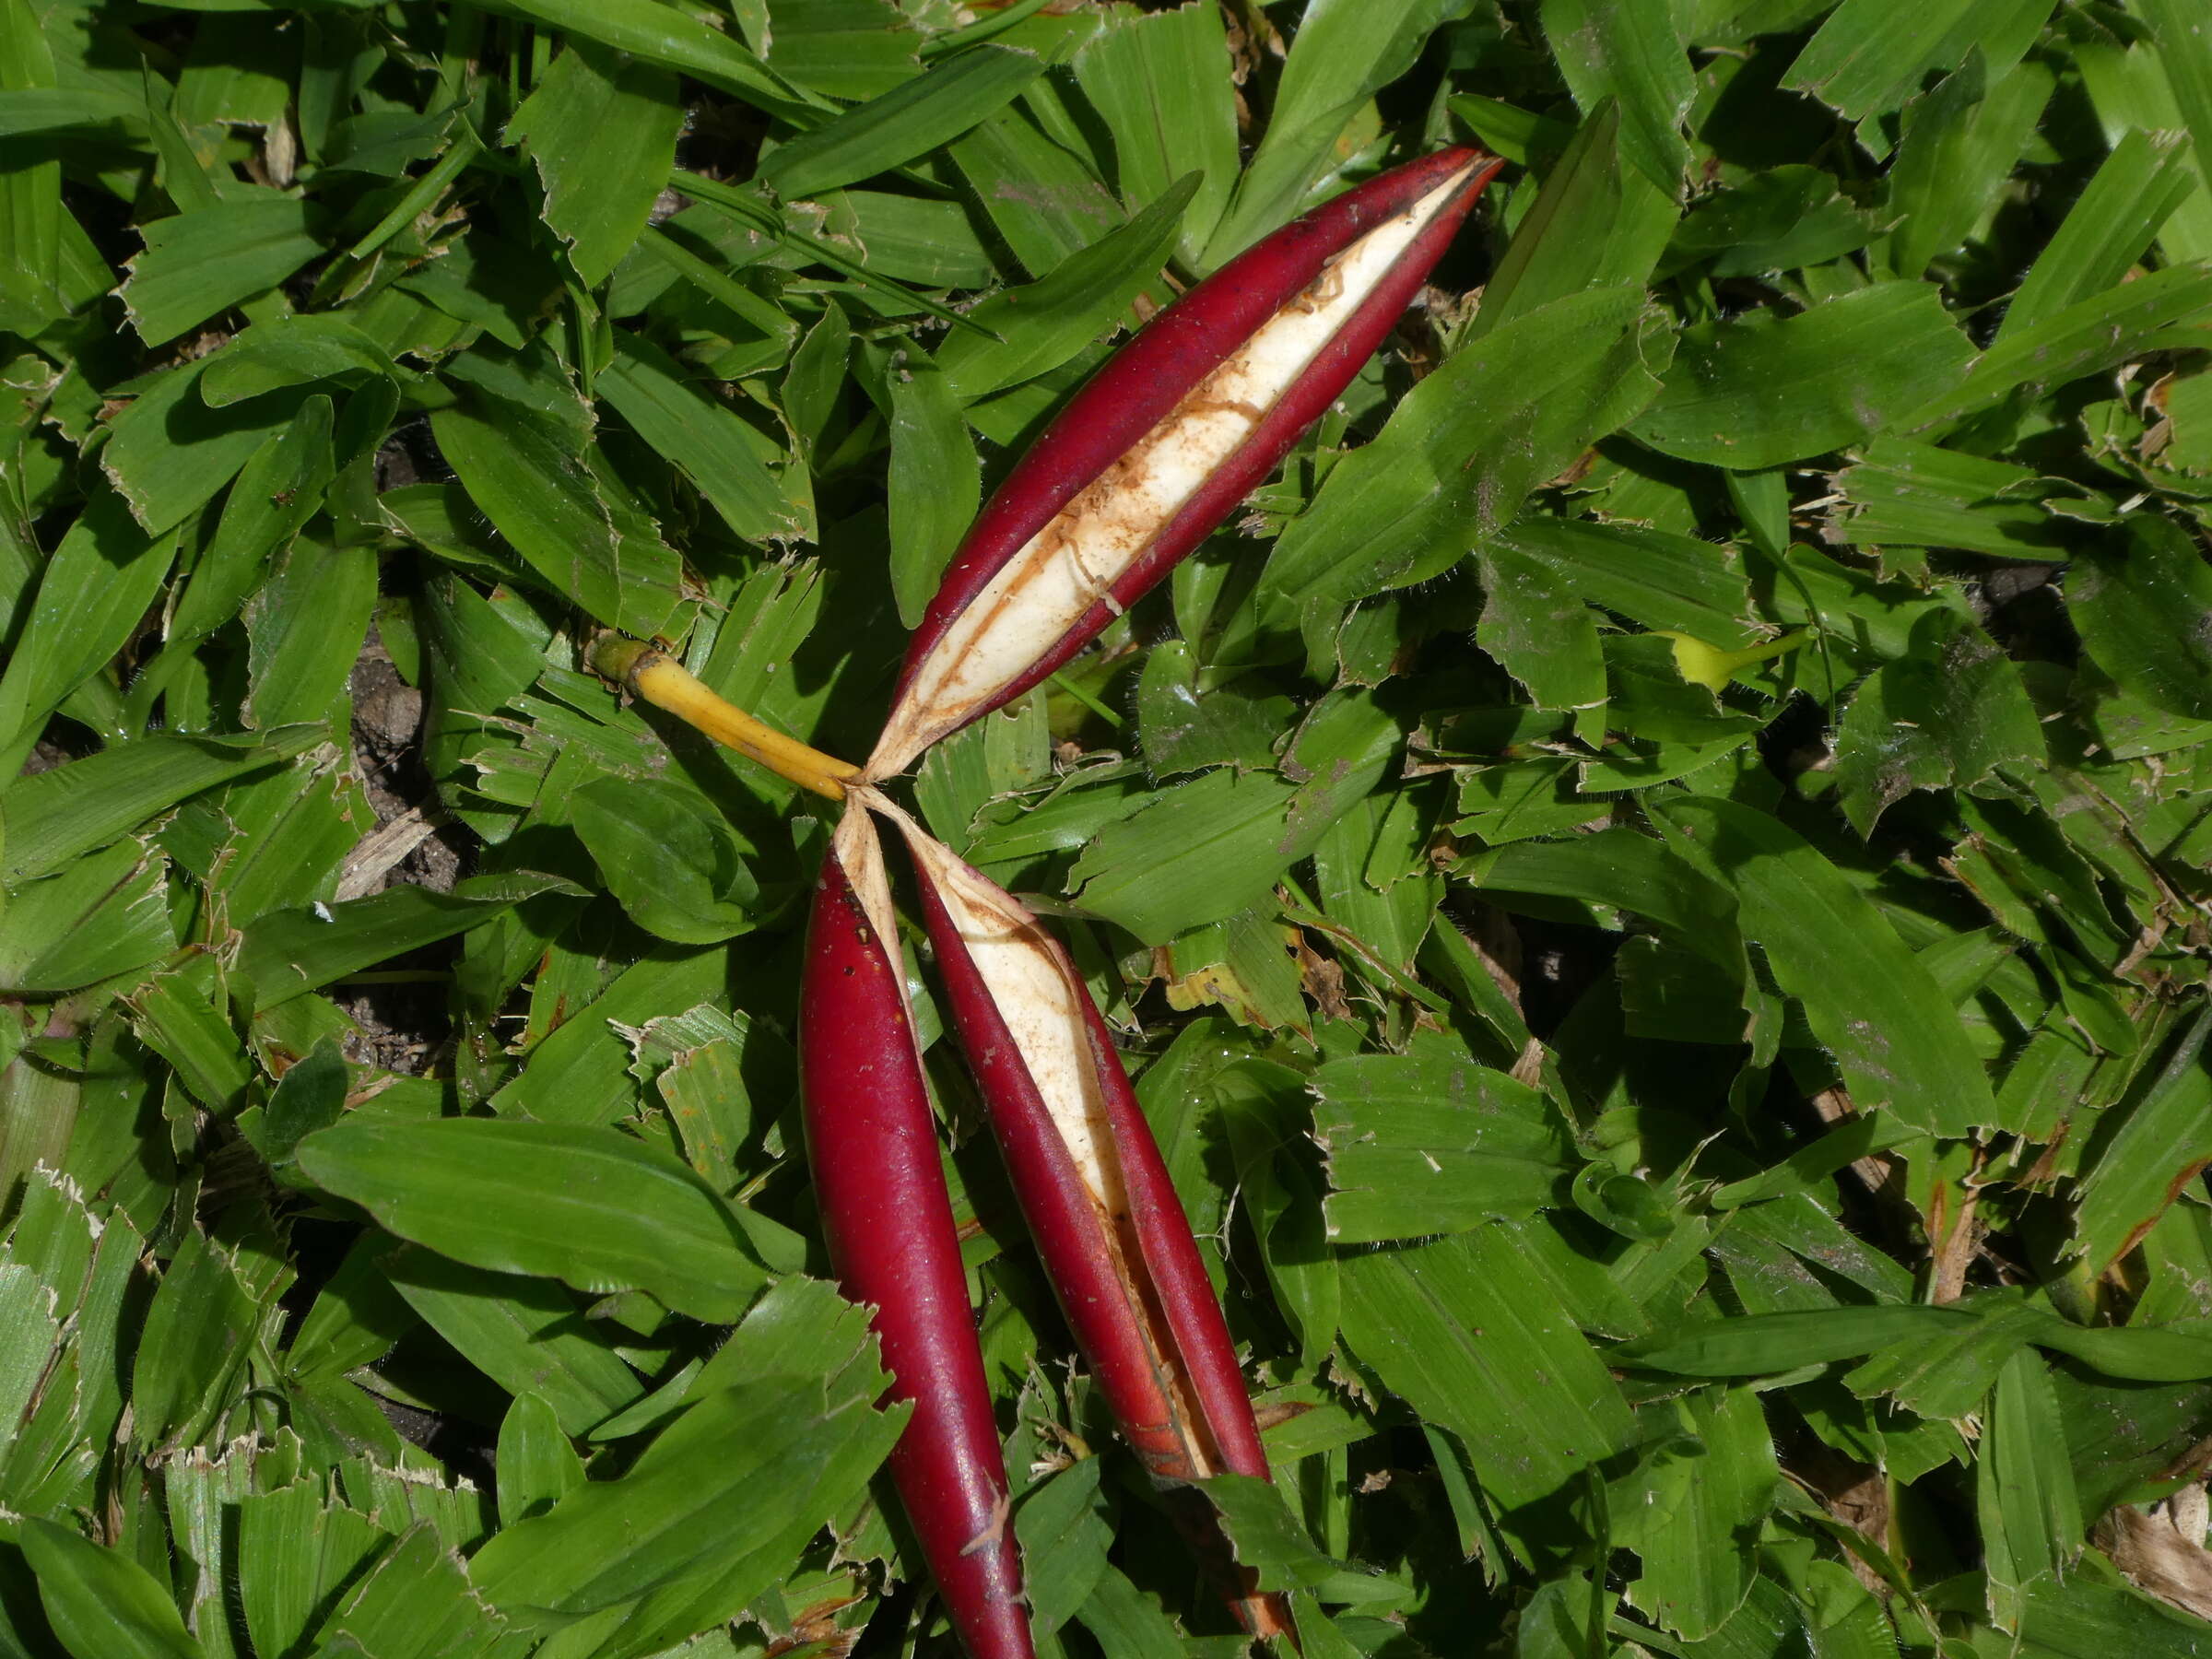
{"left": 2, "top": 1, "right": 2212, "bottom": 1656}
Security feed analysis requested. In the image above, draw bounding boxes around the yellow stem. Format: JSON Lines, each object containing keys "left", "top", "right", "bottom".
{"left": 592, "top": 636, "right": 862, "bottom": 801}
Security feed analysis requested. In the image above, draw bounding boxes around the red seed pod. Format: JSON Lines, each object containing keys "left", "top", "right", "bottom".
{"left": 868, "top": 146, "right": 1503, "bottom": 779}
{"left": 799, "top": 807, "right": 1034, "bottom": 1659}
{"left": 883, "top": 805, "right": 1291, "bottom": 1640}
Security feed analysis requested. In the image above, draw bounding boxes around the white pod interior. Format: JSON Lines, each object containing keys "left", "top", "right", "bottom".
{"left": 830, "top": 800, "right": 908, "bottom": 1023}
{"left": 869, "top": 163, "right": 1480, "bottom": 779}
{"left": 888, "top": 809, "right": 1125, "bottom": 1213}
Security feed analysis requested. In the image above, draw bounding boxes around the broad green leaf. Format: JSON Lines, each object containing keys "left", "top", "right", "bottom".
{"left": 886, "top": 345, "right": 980, "bottom": 626}
{"left": 1647, "top": 795, "right": 1997, "bottom": 1135}
{"left": 654, "top": 1030, "right": 761, "bottom": 1197}
{"left": 1338, "top": 1226, "right": 1637, "bottom": 1509}
{"left": 489, "top": 947, "right": 728, "bottom": 1127}
{"left": 172, "top": 400, "right": 338, "bottom": 667}
{"left": 22, "top": 1518, "right": 205, "bottom": 1659}
{"left": 129, "top": 965, "right": 253, "bottom": 1116}
{"left": 1497, "top": 518, "right": 1759, "bottom": 648}
{"left": 623, "top": 228, "right": 794, "bottom": 375}
{"left": 472, "top": 0, "right": 803, "bottom": 112}
{"left": 295, "top": 1115, "right": 771, "bottom": 1322}
{"left": 100, "top": 359, "right": 312, "bottom": 536}
{"left": 1070, "top": 691, "right": 1397, "bottom": 942}
{"left": 238, "top": 1482, "right": 388, "bottom": 1659}
{"left": 316, "top": 1521, "right": 508, "bottom": 1659}
{"left": 1843, "top": 1294, "right": 2047, "bottom": 1420}
{"left": 122, "top": 197, "right": 324, "bottom": 347}
{"left": 1070, "top": 768, "right": 1300, "bottom": 942}
{"left": 1997, "top": 128, "right": 2201, "bottom": 344}
{"left": 1630, "top": 282, "right": 1974, "bottom": 469}
{"left": 0, "top": 490, "right": 179, "bottom": 778}
{"left": 2075, "top": 29, "right": 2212, "bottom": 263}
{"left": 1315, "top": 1043, "right": 1576, "bottom": 1241}
{"left": 1638, "top": 1299, "right": 2212, "bottom": 1392}
{"left": 1885, "top": 61, "right": 2054, "bottom": 278}
{"left": 1078, "top": 1566, "right": 1188, "bottom": 1659}
{"left": 200, "top": 314, "right": 401, "bottom": 407}
{"left": 1783, "top": 0, "right": 2048, "bottom": 124}
{"left": 935, "top": 171, "right": 1195, "bottom": 403}
{"left": 948, "top": 106, "right": 1122, "bottom": 277}
{"left": 2073, "top": 1009, "right": 2212, "bottom": 1274}
{"left": 1205, "top": 0, "right": 1465, "bottom": 263}
{"left": 2066, "top": 517, "right": 2212, "bottom": 723}
{"left": 2136, "top": 0, "right": 2212, "bottom": 225}
{"left": 571, "top": 775, "right": 766, "bottom": 945}
{"left": 1540, "top": 0, "right": 1694, "bottom": 195}
{"left": 1832, "top": 609, "right": 2044, "bottom": 833}
{"left": 205, "top": 748, "right": 368, "bottom": 929}
{"left": 430, "top": 389, "right": 685, "bottom": 639}
{"left": 2025, "top": 1313, "right": 2212, "bottom": 1384}
{"left": 235, "top": 872, "right": 582, "bottom": 1010}
{"left": 1626, "top": 1306, "right": 1970, "bottom": 1375}
{"left": 509, "top": 43, "right": 683, "bottom": 288}
{"left": 496, "top": 1392, "right": 586, "bottom": 1526}
{"left": 1264, "top": 287, "right": 1665, "bottom": 613}
{"left": 782, "top": 298, "right": 850, "bottom": 453}
{"left": 1832, "top": 437, "right": 2065, "bottom": 560}
{"left": 1473, "top": 104, "right": 1678, "bottom": 337}
{"left": 1904, "top": 261, "right": 2212, "bottom": 433}
{"left": 1466, "top": 826, "right": 1734, "bottom": 947}
{"left": 1072, "top": 3, "right": 1238, "bottom": 265}
{"left": 0, "top": 85, "right": 144, "bottom": 142}
{"left": 2017, "top": 1574, "right": 2212, "bottom": 1657}
{"left": 818, "top": 187, "right": 997, "bottom": 287}
{"left": 152, "top": 397, "right": 337, "bottom": 713}
{"left": 384, "top": 1249, "right": 648, "bottom": 1437}
{"left": 0, "top": 0, "right": 63, "bottom": 332}
{"left": 1477, "top": 547, "right": 1607, "bottom": 712}
{"left": 0, "top": 725, "right": 321, "bottom": 884}
{"left": 1198, "top": 1472, "right": 1343, "bottom": 1593}
{"left": 1307, "top": 784, "right": 1441, "bottom": 979}
{"left": 758, "top": 43, "right": 1044, "bottom": 201}
{"left": 284, "top": 1230, "right": 416, "bottom": 1384}
{"left": 469, "top": 1350, "right": 902, "bottom": 1619}
{"left": 764, "top": 0, "right": 918, "bottom": 100}
{"left": 242, "top": 538, "right": 378, "bottom": 730}
{"left": 1977, "top": 1349, "right": 2082, "bottom": 1624}
{"left": 1018, "top": 1455, "right": 1112, "bottom": 1635}
{"left": 177, "top": 15, "right": 301, "bottom": 133}
{"left": 1615, "top": 1386, "right": 1777, "bottom": 1639}
{"left": 598, "top": 330, "right": 800, "bottom": 545}
{"left": 1661, "top": 164, "right": 1887, "bottom": 281}
{"left": 129, "top": 1222, "right": 277, "bottom": 1451}
{"left": 0, "top": 838, "right": 176, "bottom": 994}
{"left": 0, "top": 1263, "right": 56, "bottom": 1472}
{"left": 694, "top": 555, "right": 835, "bottom": 724}
{"left": 1134, "top": 642, "right": 1295, "bottom": 780}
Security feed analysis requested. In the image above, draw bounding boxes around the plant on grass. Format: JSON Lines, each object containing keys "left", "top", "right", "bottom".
{"left": 2, "top": 2, "right": 2211, "bottom": 1658}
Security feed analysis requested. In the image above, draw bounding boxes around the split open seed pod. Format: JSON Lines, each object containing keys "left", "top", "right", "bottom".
{"left": 880, "top": 802, "right": 1291, "bottom": 1640}
{"left": 799, "top": 806, "right": 1033, "bottom": 1659}
{"left": 867, "top": 145, "right": 1503, "bottom": 780}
